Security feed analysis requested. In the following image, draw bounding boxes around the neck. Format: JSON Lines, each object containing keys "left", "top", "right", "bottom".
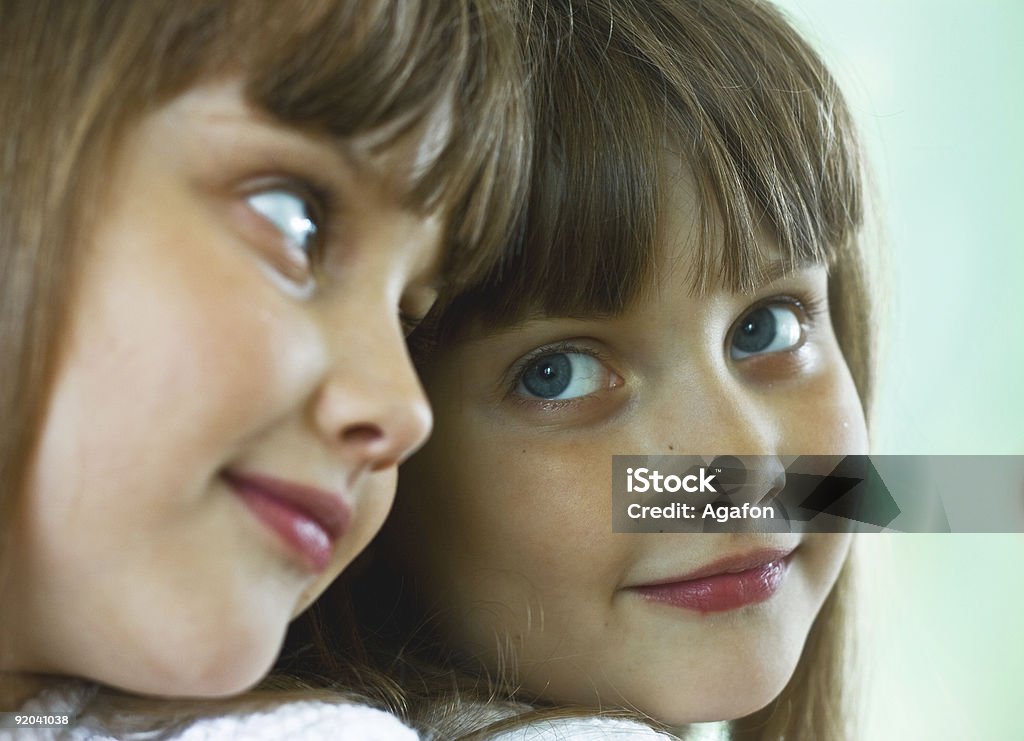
{"left": 0, "top": 672, "right": 48, "bottom": 711}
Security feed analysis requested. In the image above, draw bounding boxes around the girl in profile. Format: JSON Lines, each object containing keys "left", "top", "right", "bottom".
{"left": 0, "top": 0, "right": 526, "bottom": 736}
{"left": 311, "top": 0, "right": 874, "bottom": 738}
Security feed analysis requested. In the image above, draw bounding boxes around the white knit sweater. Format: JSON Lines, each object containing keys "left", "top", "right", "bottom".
{"left": 10, "top": 682, "right": 418, "bottom": 741}
{"left": 487, "top": 717, "right": 677, "bottom": 740}
{"left": 12, "top": 684, "right": 692, "bottom": 740}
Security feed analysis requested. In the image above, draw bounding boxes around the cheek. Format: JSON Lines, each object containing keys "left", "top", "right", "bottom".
{"left": 781, "top": 351, "right": 868, "bottom": 455}
{"left": 399, "top": 412, "right": 622, "bottom": 649}
{"left": 425, "top": 425, "right": 607, "bottom": 564}
{"left": 28, "top": 234, "right": 325, "bottom": 552}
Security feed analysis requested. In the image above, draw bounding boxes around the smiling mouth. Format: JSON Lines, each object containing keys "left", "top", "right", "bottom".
{"left": 222, "top": 470, "right": 351, "bottom": 573}
{"left": 629, "top": 547, "right": 795, "bottom": 614}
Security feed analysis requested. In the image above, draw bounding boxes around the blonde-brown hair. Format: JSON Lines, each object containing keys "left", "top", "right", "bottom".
{"left": 305, "top": 0, "right": 873, "bottom": 739}
{"left": 0, "top": 0, "right": 528, "bottom": 692}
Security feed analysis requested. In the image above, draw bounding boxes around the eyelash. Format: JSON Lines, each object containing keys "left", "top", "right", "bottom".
{"left": 400, "top": 313, "right": 422, "bottom": 337}
{"left": 244, "top": 172, "right": 437, "bottom": 339}
{"left": 504, "top": 340, "right": 613, "bottom": 409}
{"left": 727, "top": 291, "right": 828, "bottom": 356}
{"left": 245, "top": 173, "right": 335, "bottom": 266}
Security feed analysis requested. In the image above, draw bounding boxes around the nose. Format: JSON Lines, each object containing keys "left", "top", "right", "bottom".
{"left": 653, "top": 374, "right": 786, "bottom": 497}
{"left": 674, "top": 380, "right": 781, "bottom": 457}
{"left": 708, "top": 454, "right": 787, "bottom": 509}
{"left": 311, "top": 327, "right": 433, "bottom": 473}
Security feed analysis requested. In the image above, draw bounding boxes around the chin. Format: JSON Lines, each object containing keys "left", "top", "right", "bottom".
{"left": 630, "top": 652, "right": 802, "bottom": 726}
{"left": 654, "top": 686, "right": 784, "bottom": 726}
{"left": 99, "top": 618, "right": 285, "bottom": 699}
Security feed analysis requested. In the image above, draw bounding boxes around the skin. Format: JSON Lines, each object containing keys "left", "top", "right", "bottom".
{"left": 3, "top": 81, "right": 443, "bottom": 698}
{"left": 389, "top": 161, "right": 869, "bottom": 724}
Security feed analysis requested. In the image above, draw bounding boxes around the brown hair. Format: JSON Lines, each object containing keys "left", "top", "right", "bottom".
{"left": 0, "top": 0, "right": 527, "bottom": 698}
{"left": 424, "top": 0, "right": 872, "bottom": 405}
{"left": 305, "top": 0, "right": 874, "bottom": 738}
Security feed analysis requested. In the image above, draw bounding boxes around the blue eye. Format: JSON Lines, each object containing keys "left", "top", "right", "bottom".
{"left": 730, "top": 305, "right": 803, "bottom": 359}
{"left": 247, "top": 189, "right": 319, "bottom": 257}
{"left": 515, "top": 352, "right": 609, "bottom": 400}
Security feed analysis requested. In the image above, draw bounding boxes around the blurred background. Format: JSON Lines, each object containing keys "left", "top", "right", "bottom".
{"left": 770, "top": 1, "right": 1024, "bottom": 738}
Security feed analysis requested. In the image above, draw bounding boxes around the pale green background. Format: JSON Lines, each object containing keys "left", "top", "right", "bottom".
{"left": 770, "top": 1, "right": 1024, "bottom": 738}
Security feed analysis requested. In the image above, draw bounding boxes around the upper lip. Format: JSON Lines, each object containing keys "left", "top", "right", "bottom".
{"left": 222, "top": 469, "right": 351, "bottom": 540}
{"left": 630, "top": 546, "right": 797, "bottom": 588}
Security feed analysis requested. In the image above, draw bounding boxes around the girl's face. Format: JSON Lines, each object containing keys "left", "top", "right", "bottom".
{"left": 393, "top": 162, "right": 868, "bottom": 724}
{"left": 7, "top": 81, "right": 441, "bottom": 696}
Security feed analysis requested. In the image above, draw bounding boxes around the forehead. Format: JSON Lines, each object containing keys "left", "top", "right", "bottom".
{"left": 657, "top": 156, "right": 703, "bottom": 290}
{"left": 658, "top": 154, "right": 822, "bottom": 299}
{"left": 164, "top": 79, "right": 453, "bottom": 212}
{"left": 344, "top": 92, "right": 456, "bottom": 209}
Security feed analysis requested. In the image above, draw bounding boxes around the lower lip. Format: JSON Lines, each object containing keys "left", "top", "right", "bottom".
{"left": 229, "top": 482, "right": 334, "bottom": 573}
{"left": 633, "top": 557, "right": 790, "bottom": 614}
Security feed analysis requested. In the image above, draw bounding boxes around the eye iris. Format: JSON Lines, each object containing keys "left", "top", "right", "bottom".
{"left": 522, "top": 354, "right": 572, "bottom": 399}
{"left": 249, "top": 191, "right": 317, "bottom": 252}
{"left": 734, "top": 307, "right": 776, "bottom": 353}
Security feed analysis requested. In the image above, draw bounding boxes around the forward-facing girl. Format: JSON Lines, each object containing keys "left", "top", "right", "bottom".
{"left": 318, "top": 0, "right": 874, "bottom": 737}
{"left": 0, "top": 0, "right": 526, "bottom": 735}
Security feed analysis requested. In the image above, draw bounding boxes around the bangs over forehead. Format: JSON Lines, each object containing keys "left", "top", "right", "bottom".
{"left": 235, "top": 0, "right": 529, "bottom": 286}
{"left": 37, "top": 0, "right": 528, "bottom": 288}
{"left": 430, "top": 0, "right": 864, "bottom": 332}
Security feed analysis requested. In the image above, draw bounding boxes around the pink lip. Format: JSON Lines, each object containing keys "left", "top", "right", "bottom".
{"left": 629, "top": 548, "right": 794, "bottom": 614}
{"left": 223, "top": 470, "right": 351, "bottom": 573}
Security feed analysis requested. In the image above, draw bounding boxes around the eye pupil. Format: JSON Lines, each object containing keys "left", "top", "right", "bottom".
{"left": 522, "top": 354, "right": 572, "bottom": 399}
{"left": 734, "top": 307, "right": 777, "bottom": 353}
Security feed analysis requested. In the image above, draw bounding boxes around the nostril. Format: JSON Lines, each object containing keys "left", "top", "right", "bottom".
{"left": 341, "top": 423, "right": 385, "bottom": 447}
{"left": 340, "top": 422, "right": 405, "bottom": 472}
